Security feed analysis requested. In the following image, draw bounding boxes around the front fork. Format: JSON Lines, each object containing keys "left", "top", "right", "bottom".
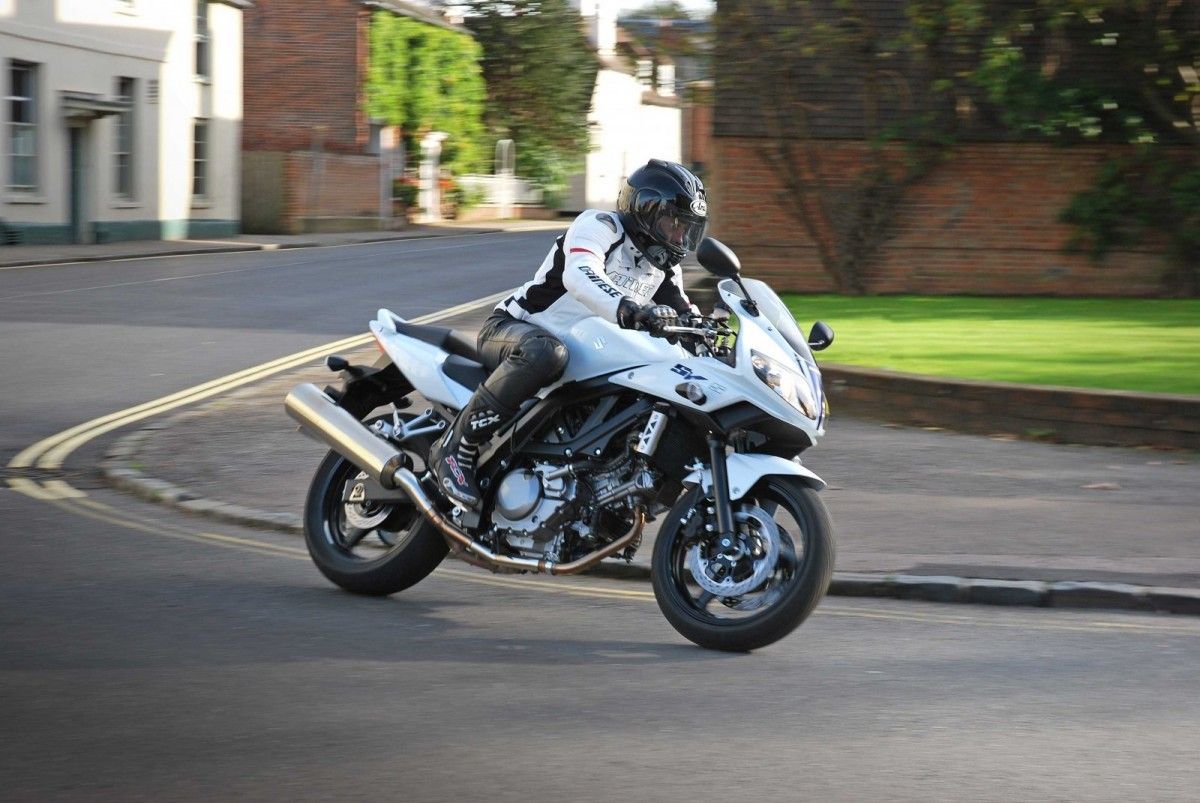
{"left": 707, "top": 435, "right": 737, "bottom": 542}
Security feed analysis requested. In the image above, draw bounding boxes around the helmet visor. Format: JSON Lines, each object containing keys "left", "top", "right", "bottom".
{"left": 652, "top": 211, "right": 708, "bottom": 252}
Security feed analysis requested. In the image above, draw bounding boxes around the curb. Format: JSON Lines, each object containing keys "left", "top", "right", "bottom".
{"left": 1, "top": 244, "right": 263, "bottom": 268}
{"left": 100, "top": 424, "right": 1200, "bottom": 618}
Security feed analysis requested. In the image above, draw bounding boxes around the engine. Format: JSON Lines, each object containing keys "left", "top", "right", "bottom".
{"left": 487, "top": 459, "right": 655, "bottom": 562}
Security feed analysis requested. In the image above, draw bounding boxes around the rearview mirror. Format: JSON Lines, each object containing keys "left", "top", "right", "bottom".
{"left": 808, "top": 321, "right": 834, "bottom": 351}
{"left": 696, "top": 237, "right": 741, "bottom": 279}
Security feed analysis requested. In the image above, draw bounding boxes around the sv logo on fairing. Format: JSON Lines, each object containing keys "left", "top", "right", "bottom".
{"left": 671, "top": 364, "right": 707, "bottom": 381}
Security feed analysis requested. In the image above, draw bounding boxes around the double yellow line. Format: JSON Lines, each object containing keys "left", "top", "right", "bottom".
{"left": 6, "top": 290, "right": 511, "bottom": 501}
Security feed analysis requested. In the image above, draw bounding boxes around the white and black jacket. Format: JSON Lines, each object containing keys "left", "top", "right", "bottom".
{"left": 497, "top": 209, "right": 696, "bottom": 338}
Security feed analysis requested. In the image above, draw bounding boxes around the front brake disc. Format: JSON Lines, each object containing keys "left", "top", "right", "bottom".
{"left": 686, "top": 505, "right": 781, "bottom": 599}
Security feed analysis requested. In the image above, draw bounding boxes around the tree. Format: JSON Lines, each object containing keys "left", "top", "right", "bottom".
{"left": 464, "top": 0, "right": 598, "bottom": 198}
{"left": 619, "top": 1, "right": 697, "bottom": 21}
{"left": 972, "top": 0, "right": 1200, "bottom": 294}
{"left": 366, "top": 12, "right": 487, "bottom": 174}
{"left": 618, "top": 0, "right": 713, "bottom": 73}
{"left": 719, "top": 0, "right": 1199, "bottom": 295}
{"left": 975, "top": 0, "right": 1199, "bottom": 146}
{"left": 719, "top": 0, "right": 985, "bottom": 293}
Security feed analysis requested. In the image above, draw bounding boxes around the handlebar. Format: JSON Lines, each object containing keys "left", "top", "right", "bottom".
{"left": 658, "top": 325, "right": 708, "bottom": 336}
{"left": 650, "top": 317, "right": 736, "bottom": 359}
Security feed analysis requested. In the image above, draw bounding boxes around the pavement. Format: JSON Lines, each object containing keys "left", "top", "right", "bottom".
{"left": 0, "top": 219, "right": 570, "bottom": 268}
{"left": 16, "top": 226, "right": 1196, "bottom": 616}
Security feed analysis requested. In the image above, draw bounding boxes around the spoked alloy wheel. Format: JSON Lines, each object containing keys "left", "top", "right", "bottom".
{"left": 652, "top": 477, "right": 834, "bottom": 651}
{"left": 303, "top": 414, "right": 447, "bottom": 596}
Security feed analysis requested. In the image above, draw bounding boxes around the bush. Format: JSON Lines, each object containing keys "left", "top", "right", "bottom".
{"left": 1061, "top": 151, "right": 1200, "bottom": 296}
{"left": 392, "top": 179, "right": 419, "bottom": 207}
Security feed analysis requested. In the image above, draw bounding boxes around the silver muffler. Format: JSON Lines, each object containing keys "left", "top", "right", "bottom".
{"left": 284, "top": 382, "right": 646, "bottom": 575}
{"left": 284, "top": 383, "right": 408, "bottom": 488}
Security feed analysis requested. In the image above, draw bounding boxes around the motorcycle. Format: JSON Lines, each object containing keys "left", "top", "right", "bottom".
{"left": 285, "top": 238, "right": 836, "bottom": 651}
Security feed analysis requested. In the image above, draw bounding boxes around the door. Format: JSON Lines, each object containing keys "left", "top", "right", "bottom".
{"left": 68, "top": 126, "right": 85, "bottom": 244}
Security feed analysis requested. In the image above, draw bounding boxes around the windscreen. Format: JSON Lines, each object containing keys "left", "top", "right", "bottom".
{"left": 719, "top": 278, "right": 816, "bottom": 366}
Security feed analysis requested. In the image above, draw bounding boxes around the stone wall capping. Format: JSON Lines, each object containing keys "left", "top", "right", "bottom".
{"left": 822, "top": 364, "right": 1200, "bottom": 450}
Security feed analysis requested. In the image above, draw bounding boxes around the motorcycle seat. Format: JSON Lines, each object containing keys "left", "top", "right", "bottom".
{"left": 442, "top": 354, "right": 488, "bottom": 391}
{"left": 393, "top": 320, "right": 480, "bottom": 363}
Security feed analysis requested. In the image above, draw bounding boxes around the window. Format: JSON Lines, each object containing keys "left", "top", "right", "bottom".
{"left": 7, "top": 61, "right": 38, "bottom": 192}
{"left": 195, "top": 0, "right": 210, "bottom": 79}
{"left": 115, "top": 77, "right": 136, "bottom": 198}
{"left": 192, "top": 119, "right": 208, "bottom": 199}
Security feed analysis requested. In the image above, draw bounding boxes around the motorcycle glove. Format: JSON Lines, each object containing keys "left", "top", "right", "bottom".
{"left": 617, "top": 298, "right": 678, "bottom": 335}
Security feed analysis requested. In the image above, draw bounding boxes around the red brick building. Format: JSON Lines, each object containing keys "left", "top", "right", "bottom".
{"left": 241, "top": 0, "right": 460, "bottom": 233}
{"left": 707, "top": 4, "right": 1190, "bottom": 297}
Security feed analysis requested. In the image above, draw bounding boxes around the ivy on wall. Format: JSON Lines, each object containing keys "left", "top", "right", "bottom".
{"left": 365, "top": 11, "right": 487, "bottom": 175}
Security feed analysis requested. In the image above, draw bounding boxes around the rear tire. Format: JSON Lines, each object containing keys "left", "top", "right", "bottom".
{"left": 303, "top": 417, "right": 447, "bottom": 596}
{"left": 651, "top": 477, "right": 834, "bottom": 652}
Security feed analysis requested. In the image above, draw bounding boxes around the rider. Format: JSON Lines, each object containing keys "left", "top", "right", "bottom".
{"left": 430, "top": 158, "right": 711, "bottom": 510}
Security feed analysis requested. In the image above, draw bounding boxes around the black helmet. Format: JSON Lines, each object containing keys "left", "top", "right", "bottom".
{"left": 617, "top": 159, "right": 708, "bottom": 269}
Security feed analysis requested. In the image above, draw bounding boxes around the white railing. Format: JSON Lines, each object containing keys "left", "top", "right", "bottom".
{"left": 457, "top": 174, "right": 544, "bottom": 208}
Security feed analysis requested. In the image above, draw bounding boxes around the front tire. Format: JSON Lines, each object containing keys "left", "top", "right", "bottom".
{"left": 651, "top": 477, "right": 834, "bottom": 652}
{"left": 303, "top": 416, "right": 447, "bottom": 596}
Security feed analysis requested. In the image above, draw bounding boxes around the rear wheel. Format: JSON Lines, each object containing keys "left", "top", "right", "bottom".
{"left": 651, "top": 477, "right": 834, "bottom": 651}
{"left": 303, "top": 414, "right": 447, "bottom": 596}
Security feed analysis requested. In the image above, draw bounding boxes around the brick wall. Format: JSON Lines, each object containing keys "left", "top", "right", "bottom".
{"left": 242, "top": 151, "right": 381, "bottom": 233}
{"left": 683, "top": 100, "right": 713, "bottom": 175}
{"left": 709, "top": 139, "right": 1172, "bottom": 296}
{"left": 282, "top": 152, "right": 381, "bottom": 232}
{"left": 824, "top": 365, "right": 1200, "bottom": 450}
{"left": 243, "top": 0, "right": 368, "bottom": 154}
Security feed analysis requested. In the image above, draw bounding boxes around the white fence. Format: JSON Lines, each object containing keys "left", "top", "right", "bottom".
{"left": 457, "top": 174, "right": 545, "bottom": 208}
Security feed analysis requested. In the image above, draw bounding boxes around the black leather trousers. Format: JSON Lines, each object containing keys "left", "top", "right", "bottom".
{"left": 475, "top": 310, "right": 569, "bottom": 416}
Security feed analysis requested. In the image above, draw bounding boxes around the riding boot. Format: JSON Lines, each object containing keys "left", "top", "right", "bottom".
{"left": 431, "top": 386, "right": 515, "bottom": 510}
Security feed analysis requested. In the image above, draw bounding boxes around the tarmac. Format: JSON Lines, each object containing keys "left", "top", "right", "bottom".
{"left": 11, "top": 226, "right": 1198, "bottom": 616}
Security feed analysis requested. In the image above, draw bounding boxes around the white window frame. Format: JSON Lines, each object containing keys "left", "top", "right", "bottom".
{"left": 7, "top": 60, "right": 39, "bottom": 193}
{"left": 192, "top": 118, "right": 209, "bottom": 201}
{"left": 195, "top": 0, "right": 210, "bottom": 80}
{"left": 114, "top": 77, "right": 136, "bottom": 200}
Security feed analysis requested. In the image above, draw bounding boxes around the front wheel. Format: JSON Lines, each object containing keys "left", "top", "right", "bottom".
{"left": 651, "top": 477, "right": 834, "bottom": 652}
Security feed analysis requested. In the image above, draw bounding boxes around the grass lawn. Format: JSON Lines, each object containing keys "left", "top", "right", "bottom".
{"left": 781, "top": 295, "right": 1200, "bottom": 395}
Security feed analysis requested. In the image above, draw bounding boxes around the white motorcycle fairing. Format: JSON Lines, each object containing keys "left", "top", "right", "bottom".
{"left": 370, "top": 311, "right": 477, "bottom": 408}
{"left": 684, "top": 453, "right": 826, "bottom": 498}
{"left": 370, "top": 273, "right": 827, "bottom": 496}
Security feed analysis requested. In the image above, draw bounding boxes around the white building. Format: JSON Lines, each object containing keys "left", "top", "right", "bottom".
{"left": 566, "top": 0, "right": 682, "bottom": 212}
{"left": 0, "top": 0, "right": 247, "bottom": 245}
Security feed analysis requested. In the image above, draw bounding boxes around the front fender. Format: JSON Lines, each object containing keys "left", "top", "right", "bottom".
{"left": 684, "top": 453, "right": 826, "bottom": 499}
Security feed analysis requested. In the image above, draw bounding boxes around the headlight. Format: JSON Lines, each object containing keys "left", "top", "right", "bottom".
{"left": 750, "top": 350, "right": 818, "bottom": 418}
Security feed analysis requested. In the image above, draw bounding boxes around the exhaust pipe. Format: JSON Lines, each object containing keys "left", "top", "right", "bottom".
{"left": 285, "top": 383, "right": 407, "bottom": 488}
{"left": 284, "top": 382, "right": 646, "bottom": 575}
{"left": 389, "top": 469, "right": 645, "bottom": 575}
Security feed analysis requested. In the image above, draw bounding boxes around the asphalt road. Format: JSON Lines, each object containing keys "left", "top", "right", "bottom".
{"left": 3, "top": 238, "right": 1199, "bottom": 801}
{"left": 4, "top": 488, "right": 1199, "bottom": 802}
{"left": 0, "top": 232, "right": 546, "bottom": 461}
